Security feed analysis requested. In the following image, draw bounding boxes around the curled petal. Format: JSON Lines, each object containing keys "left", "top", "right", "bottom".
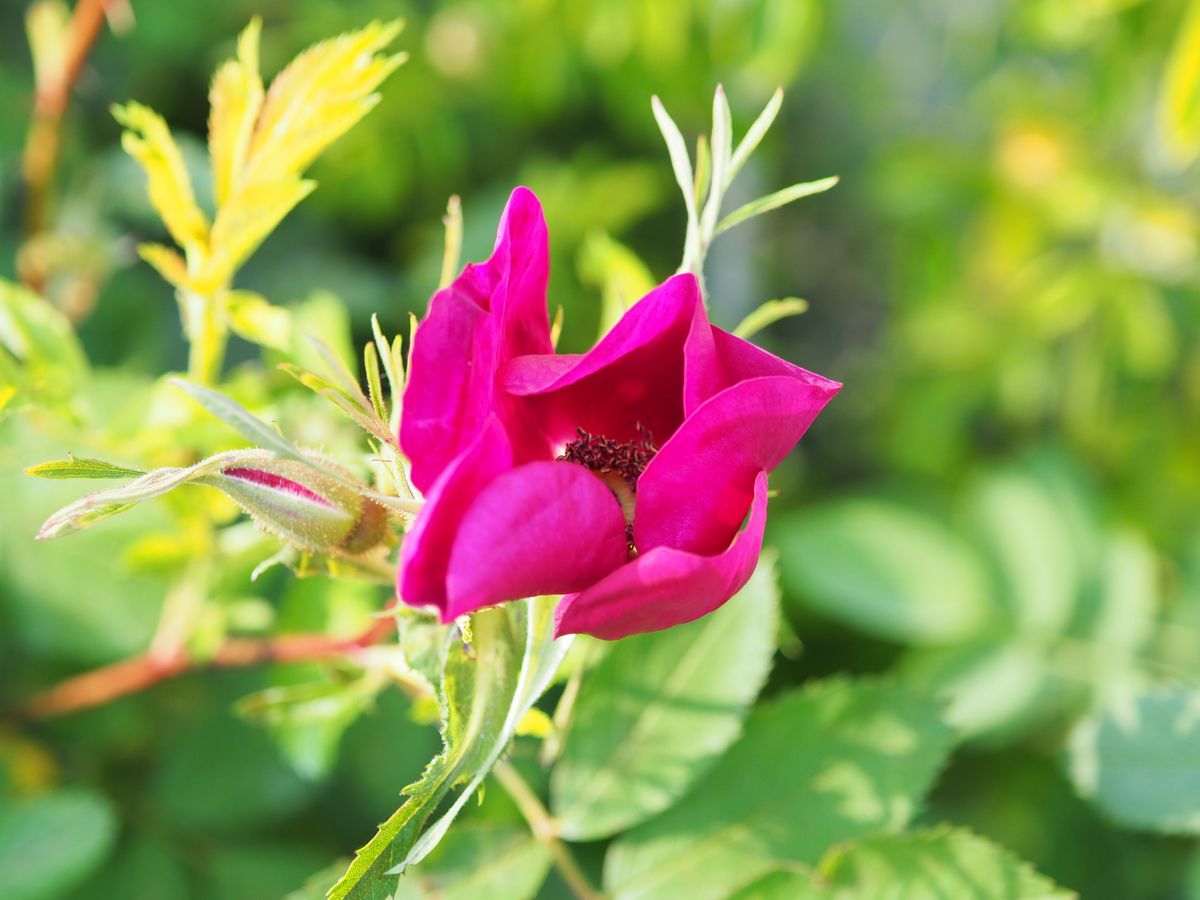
{"left": 401, "top": 187, "right": 552, "bottom": 492}
{"left": 445, "top": 461, "right": 630, "bottom": 620}
{"left": 555, "top": 471, "right": 770, "bottom": 640}
{"left": 398, "top": 418, "right": 514, "bottom": 615}
{"left": 499, "top": 273, "right": 702, "bottom": 451}
{"left": 635, "top": 375, "right": 839, "bottom": 557}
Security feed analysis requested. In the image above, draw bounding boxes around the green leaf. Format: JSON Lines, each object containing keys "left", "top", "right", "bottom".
{"left": 732, "top": 298, "right": 809, "bottom": 340}
{"left": 604, "top": 678, "right": 954, "bottom": 900}
{"left": 329, "top": 597, "right": 570, "bottom": 899}
{"left": 1157, "top": 0, "right": 1200, "bottom": 168}
{"left": 773, "top": 498, "right": 996, "bottom": 645}
{"left": 714, "top": 176, "right": 838, "bottom": 237}
{"left": 394, "top": 823, "right": 553, "bottom": 900}
{"left": 227, "top": 289, "right": 293, "bottom": 351}
{"left": 0, "top": 279, "right": 88, "bottom": 416}
{"left": 578, "top": 232, "right": 658, "bottom": 339}
{"left": 727, "top": 87, "right": 784, "bottom": 187}
{"left": 171, "top": 378, "right": 305, "bottom": 462}
{"left": 819, "top": 827, "right": 1075, "bottom": 899}
{"left": 25, "top": 453, "right": 145, "bottom": 480}
{"left": 699, "top": 85, "right": 733, "bottom": 240}
{"left": 552, "top": 555, "right": 779, "bottom": 840}
{"left": 35, "top": 451, "right": 240, "bottom": 539}
{"left": 0, "top": 788, "right": 117, "bottom": 900}
{"left": 968, "top": 465, "right": 1082, "bottom": 637}
{"left": 1068, "top": 686, "right": 1200, "bottom": 834}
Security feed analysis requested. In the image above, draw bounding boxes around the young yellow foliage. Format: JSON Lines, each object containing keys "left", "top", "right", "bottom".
{"left": 1159, "top": 0, "right": 1200, "bottom": 168}
{"left": 112, "top": 101, "right": 209, "bottom": 255}
{"left": 208, "top": 16, "right": 265, "bottom": 208}
{"left": 117, "top": 18, "right": 404, "bottom": 299}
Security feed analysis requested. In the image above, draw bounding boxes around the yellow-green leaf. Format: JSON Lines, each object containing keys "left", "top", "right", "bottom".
{"left": 112, "top": 101, "right": 209, "bottom": 253}
{"left": 1158, "top": 0, "right": 1200, "bottom": 168}
{"left": 227, "top": 289, "right": 292, "bottom": 350}
{"left": 208, "top": 16, "right": 265, "bottom": 207}
{"left": 732, "top": 297, "right": 809, "bottom": 340}
{"left": 137, "top": 243, "right": 190, "bottom": 289}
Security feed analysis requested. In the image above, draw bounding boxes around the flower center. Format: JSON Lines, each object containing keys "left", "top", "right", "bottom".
{"left": 557, "top": 425, "right": 658, "bottom": 554}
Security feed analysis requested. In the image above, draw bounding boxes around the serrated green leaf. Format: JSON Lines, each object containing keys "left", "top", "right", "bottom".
{"left": 773, "top": 498, "right": 996, "bottom": 645}
{"left": 0, "top": 788, "right": 118, "bottom": 900}
{"left": 732, "top": 298, "right": 809, "bottom": 340}
{"left": 552, "top": 555, "right": 779, "bottom": 840}
{"left": 1069, "top": 686, "right": 1200, "bottom": 834}
{"left": 329, "top": 597, "right": 569, "bottom": 899}
{"left": 819, "top": 827, "right": 1075, "bottom": 899}
{"left": 604, "top": 678, "right": 954, "bottom": 900}
{"left": 25, "top": 454, "right": 145, "bottom": 480}
{"left": 714, "top": 176, "right": 838, "bottom": 237}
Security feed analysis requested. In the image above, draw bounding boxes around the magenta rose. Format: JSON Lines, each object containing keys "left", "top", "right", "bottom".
{"left": 398, "top": 187, "right": 840, "bottom": 640}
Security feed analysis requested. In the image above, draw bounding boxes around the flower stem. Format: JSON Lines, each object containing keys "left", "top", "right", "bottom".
{"left": 182, "top": 289, "right": 228, "bottom": 384}
{"left": 17, "top": 598, "right": 403, "bottom": 719}
{"left": 493, "top": 759, "right": 605, "bottom": 900}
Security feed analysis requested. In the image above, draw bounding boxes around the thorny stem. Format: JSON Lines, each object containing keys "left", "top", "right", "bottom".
{"left": 18, "top": 597, "right": 402, "bottom": 719}
{"left": 21, "top": 0, "right": 116, "bottom": 290}
{"left": 494, "top": 760, "right": 606, "bottom": 900}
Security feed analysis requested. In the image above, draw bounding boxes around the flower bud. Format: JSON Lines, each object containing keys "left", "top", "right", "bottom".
{"left": 208, "top": 451, "right": 393, "bottom": 558}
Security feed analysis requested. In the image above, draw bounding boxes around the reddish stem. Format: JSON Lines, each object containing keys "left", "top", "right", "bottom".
{"left": 19, "top": 605, "right": 398, "bottom": 720}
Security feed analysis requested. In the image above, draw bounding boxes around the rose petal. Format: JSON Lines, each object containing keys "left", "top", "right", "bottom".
{"left": 634, "top": 375, "right": 839, "bottom": 557}
{"left": 555, "top": 471, "right": 770, "bottom": 640}
{"left": 445, "top": 461, "right": 630, "bottom": 620}
{"left": 398, "top": 417, "right": 514, "bottom": 615}
{"left": 499, "top": 273, "right": 702, "bottom": 451}
{"left": 401, "top": 187, "right": 552, "bottom": 491}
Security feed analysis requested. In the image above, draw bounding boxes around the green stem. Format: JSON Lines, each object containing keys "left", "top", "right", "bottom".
{"left": 493, "top": 760, "right": 605, "bottom": 900}
{"left": 182, "top": 289, "right": 228, "bottom": 384}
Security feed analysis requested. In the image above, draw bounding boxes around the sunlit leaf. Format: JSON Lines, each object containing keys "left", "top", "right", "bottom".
{"left": 209, "top": 17, "right": 265, "bottom": 207}
{"left": 727, "top": 87, "right": 784, "bottom": 186}
{"left": 1157, "top": 0, "right": 1200, "bottom": 168}
{"left": 819, "top": 827, "right": 1075, "bottom": 899}
{"left": 1069, "top": 686, "right": 1200, "bottom": 834}
{"left": 714, "top": 176, "right": 838, "bottom": 237}
{"left": 731, "top": 297, "right": 809, "bottom": 339}
{"left": 604, "top": 678, "right": 954, "bottom": 899}
{"left": 329, "top": 598, "right": 569, "bottom": 899}
{"left": 25, "top": 454, "right": 144, "bottom": 480}
{"left": 227, "top": 289, "right": 293, "bottom": 351}
{"left": 552, "top": 556, "right": 779, "bottom": 841}
{"left": 112, "top": 101, "right": 209, "bottom": 253}
{"left": 578, "top": 232, "right": 657, "bottom": 338}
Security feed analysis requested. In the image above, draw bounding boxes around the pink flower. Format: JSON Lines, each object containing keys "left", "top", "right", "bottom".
{"left": 399, "top": 188, "right": 840, "bottom": 640}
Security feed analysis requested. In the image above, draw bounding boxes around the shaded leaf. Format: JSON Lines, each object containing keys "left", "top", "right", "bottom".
{"left": 0, "top": 788, "right": 117, "bottom": 900}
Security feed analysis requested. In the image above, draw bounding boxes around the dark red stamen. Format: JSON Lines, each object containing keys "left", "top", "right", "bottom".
{"left": 557, "top": 425, "right": 658, "bottom": 485}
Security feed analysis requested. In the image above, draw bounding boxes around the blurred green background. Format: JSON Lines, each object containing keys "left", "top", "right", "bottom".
{"left": 3, "top": 0, "right": 1200, "bottom": 897}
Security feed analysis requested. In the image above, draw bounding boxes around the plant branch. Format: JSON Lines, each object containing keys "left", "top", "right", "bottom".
{"left": 494, "top": 759, "right": 606, "bottom": 900}
{"left": 18, "top": 600, "right": 399, "bottom": 720}
{"left": 22, "top": 0, "right": 115, "bottom": 281}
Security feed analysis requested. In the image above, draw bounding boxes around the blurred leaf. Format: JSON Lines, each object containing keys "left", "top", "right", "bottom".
{"left": 227, "top": 289, "right": 293, "bottom": 351}
{"left": 86, "top": 837, "right": 189, "bottom": 900}
{"left": 731, "top": 297, "right": 809, "bottom": 339}
{"left": 819, "top": 827, "right": 1074, "bottom": 899}
{"left": 155, "top": 713, "right": 316, "bottom": 831}
{"left": 773, "top": 498, "right": 995, "bottom": 645}
{"left": 330, "top": 598, "right": 570, "bottom": 899}
{"left": 0, "top": 788, "right": 117, "bottom": 900}
{"left": 204, "top": 843, "right": 329, "bottom": 900}
{"left": 237, "top": 675, "right": 384, "bottom": 780}
{"left": 394, "top": 822, "right": 553, "bottom": 900}
{"left": 1069, "top": 686, "right": 1200, "bottom": 834}
{"left": 713, "top": 175, "right": 838, "bottom": 237}
{"left": 172, "top": 378, "right": 306, "bottom": 461}
{"left": 969, "top": 465, "right": 1082, "bottom": 637}
{"left": 578, "top": 232, "right": 657, "bottom": 338}
{"left": 552, "top": 555, "right": 779, "bottom": 841}
{"left": 25, "top": 454, "right": 144, "bottom": 480}
{"left": 604, "top": 678, "right": 954, "bottom": 899}
{"left": 0, "top": 279, "right": 87, "bottom": 416}
{"left": 1157, "top": 0, "right": 1200, "bottom": 168}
